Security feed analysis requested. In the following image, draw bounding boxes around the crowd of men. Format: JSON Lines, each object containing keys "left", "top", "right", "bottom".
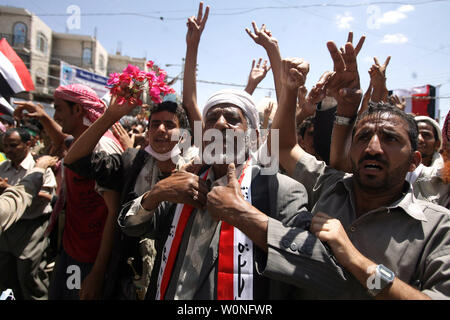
{"left": 0, "top": 2, "right": 449, "bottom": 300}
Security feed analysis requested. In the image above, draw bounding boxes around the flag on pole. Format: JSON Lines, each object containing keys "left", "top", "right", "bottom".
{"left": 0, "top": 38, "right": 34, "bottom": 98}
{"left": 391, "top": 84, "right": 437, "bottom": 119}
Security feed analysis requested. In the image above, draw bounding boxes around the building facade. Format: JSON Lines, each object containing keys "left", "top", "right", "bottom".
{"left": 0, "top": 5, "right": 149, "bottom": 104}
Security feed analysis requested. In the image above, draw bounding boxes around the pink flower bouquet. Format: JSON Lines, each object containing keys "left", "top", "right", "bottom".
{"left": 106, "top": 61, "right": 175, "bottom": 106}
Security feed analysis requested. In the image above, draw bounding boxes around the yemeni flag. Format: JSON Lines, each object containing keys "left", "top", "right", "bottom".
{"left": 0, "top": 38, "right": 34, "bottom": 98}
{"left": 391, "top": 85, "right": 438, "bottom": 118}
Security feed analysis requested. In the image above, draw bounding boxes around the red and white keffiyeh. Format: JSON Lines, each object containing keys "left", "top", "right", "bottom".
{"left": 54, "top": 84, "right": 106, "bottom": 125}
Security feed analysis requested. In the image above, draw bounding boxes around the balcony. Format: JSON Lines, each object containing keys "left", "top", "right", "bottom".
{"left": 50, "top": 54, "right": 93, "bottom": 70}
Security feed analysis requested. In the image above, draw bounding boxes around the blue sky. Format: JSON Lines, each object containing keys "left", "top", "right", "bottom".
{"left": 3, "top": 0, "right": 450, "bottom": 125}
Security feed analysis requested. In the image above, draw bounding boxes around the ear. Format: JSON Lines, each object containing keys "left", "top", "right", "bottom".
{"left": 73, "top": 103, "right": 85, "bottom": 118}
{"left": 434, "top": 140, "right": 441, "bottom": 152}
{"left": 408, "top": 150, "right": 422, "bottom": 172}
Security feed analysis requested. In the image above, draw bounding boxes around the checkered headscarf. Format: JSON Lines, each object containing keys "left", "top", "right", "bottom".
{"left": 54, "top": 84, "right": 106, "bottom": 125}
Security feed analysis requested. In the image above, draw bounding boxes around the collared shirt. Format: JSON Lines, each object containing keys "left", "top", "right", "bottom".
{"left": 0, "top": 152, "right": 56, "bottom": 220}
{"left": 291, "top": 151, "right": 450, "bottom": 299}
{"left": 407, "top": 159, "right": 449, "bottom": 208}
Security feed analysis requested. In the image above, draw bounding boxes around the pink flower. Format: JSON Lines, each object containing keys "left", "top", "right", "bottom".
{"left": 106, "top": 61, "right": 175, "bottom": 107}
{"left": 107, "top": 73, "right": 120, "bottom": 86}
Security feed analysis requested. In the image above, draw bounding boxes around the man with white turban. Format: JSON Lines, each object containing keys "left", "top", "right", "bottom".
{"left": 119, "top": 88, "right": 348, "bottom": 300}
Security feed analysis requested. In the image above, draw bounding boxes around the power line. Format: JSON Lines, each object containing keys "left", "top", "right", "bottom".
{"left": 34, "top": 0, "right": 449, "bottom": 20}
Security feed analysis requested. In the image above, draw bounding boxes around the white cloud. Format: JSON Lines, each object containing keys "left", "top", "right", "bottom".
{"left": 369, "top": 5, "right": 415, "bottom": 29}
{"left": 336, "top": 12, "right": 354, "bottom": 29}
{"left": 377, "top": 10, "right": 407, "bottom": 25}
{"left": 398, "top": 5, "right": 415, "bottom": 13}
{"left": 380, "top": 33, "right": 409, "bottom": 44}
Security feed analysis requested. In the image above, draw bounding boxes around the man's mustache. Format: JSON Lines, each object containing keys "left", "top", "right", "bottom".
{"left": 358, "top": 154, "right": 388, "bottom": 167}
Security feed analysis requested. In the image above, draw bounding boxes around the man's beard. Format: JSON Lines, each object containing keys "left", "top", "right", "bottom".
{"left": 217, "top": 129, "right": 254, "bottom": 164}
{"left": 351, "top": 153, "right": 411, "bottom": 193}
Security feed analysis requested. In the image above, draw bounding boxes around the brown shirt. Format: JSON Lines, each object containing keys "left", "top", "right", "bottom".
{"left": 291, "top": 151, "right": 450, "bottom": 299}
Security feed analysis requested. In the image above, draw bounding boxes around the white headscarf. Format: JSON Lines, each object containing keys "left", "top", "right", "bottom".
{"left": 202, "top": 89, "right": 260, "bottom": 130}
{"left": 415, "top": 115, "right": 442, "bottom": 149}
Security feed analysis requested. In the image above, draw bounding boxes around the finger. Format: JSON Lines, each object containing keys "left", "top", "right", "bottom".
{"left": 245, "top": 28, "right": 257, "bottom": 41}
{"left": 314, "top": 211, "right": 333, "bottom": 219}
{"left": 200, "top": 5, "right": 210, "bottom": 30}
{"left": 251, "top": 59, "right": 255, "bottom": 69}
{"left": 342, "top": 43, "right": 358, "bottom": 72}
{"left": 347, "top": 31, "right": 353, "bottom": 44}
{"left": 384, "top": 56, "right": 391, "bottom": 68}
{"left": 197, "top": 179, "right": 210, "bottom": 195}
{"left": 327, "top": 41, "right": 345, "bottom": 73}
{"left": 317, "top": 71, "right": 334, "bottom": 86}
{"left": 197, "top": 1, "right": 203, "bottom": 22}
{"left": 354, "top": 35, "right": 366, "bottom": 56}
{"left": 251, "top": 21, "right": 259, "bottom": 33}
{"left": 257, "top": 57, "right": 262, "bottom": 68}
{"left": 227, "top": 163, "right": 237, "bottom": 187}
{"left": 373, "top": 57, "right": 381, "bottom": 66}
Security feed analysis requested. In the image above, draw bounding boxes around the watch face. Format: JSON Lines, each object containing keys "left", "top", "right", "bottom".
{"left": 378, "top": 265, "right": 395, "bottom": 281}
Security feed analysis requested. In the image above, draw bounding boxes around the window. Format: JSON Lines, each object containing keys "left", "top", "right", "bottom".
{"left": 36, "top": 32, "right": 48, "bottom": 54}
{"left": 98, "top": 54, "right": 105, "bottom": 71}
{"left": 13, "top": 22, "right": 27, "bottom": 46}
{"left": 82, "top": 48, "right": 92, "bottom": 66}
{"left": 35, "top": 68, "right": 46, "bottom": 86}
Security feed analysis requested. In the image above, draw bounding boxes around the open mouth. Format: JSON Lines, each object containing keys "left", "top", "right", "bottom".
{"left": 361, "top": 160, "right": 384, "bottom": 172}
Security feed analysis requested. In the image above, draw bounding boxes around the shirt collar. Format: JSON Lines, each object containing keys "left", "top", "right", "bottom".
{"left": 339, "top": 176, "right": 428, "bottom": 222}
{"left": 19, "top": 152, "right": 35, "bottom": 171}
{"left": 4, "top": 152, "right": 34, "bottom": 171}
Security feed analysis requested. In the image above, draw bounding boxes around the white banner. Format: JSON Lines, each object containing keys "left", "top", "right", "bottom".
{"left": 60, "top": 61, "right": 109, "bottom": 98}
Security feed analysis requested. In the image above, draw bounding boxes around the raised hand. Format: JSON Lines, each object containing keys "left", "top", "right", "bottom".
{"left": 112, "top": 122, "right": 134, "bottom": 150}
{"left": 340, "top": 31, "right": 366, "bottom": 57}
{"left": 324, "top": 41, "right": 362, "bottom": 115}
{"left": 368, "top": 56, "right": 391, "bottom": 102}
{"left": 186, "top": 1, "right": 210, "bottom": 47}
{"left": 14, "top": 101, "right": 47, "bottom": 121}
{"left": 250, "top": 58, "right": 271, "bottom": 85}
{"left": 388, "top": 94, "right": 406, "bottom": 111}
{"left": 280, "top": 58, "right": 310, "bottom": 91}
{"left": 245, "top": 22, "right": 279, "bottom": 50}
{"left": 105, "top": 94, "right": 139, "bottom": 121}
{"left": 245, "top": 58, "right": 271, "bottom": 95}
{"left": 307, "top": 71, "right": 334, "bottom": 105}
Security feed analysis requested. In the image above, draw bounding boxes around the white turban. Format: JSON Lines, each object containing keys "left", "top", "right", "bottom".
{"left": 202, "top": 89, "right": 260, "bottom": 130}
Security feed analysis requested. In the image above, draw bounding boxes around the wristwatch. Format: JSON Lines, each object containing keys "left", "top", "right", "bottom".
{"left": 334, "top": 115, "right": 355, "bottom": 126}
{"left": 367, "top": 264, "right": 396, "bottom": 297}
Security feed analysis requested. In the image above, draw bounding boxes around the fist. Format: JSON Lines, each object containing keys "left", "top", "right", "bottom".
{"left": 281, "top": 58, "right": 310, "bottom": 90}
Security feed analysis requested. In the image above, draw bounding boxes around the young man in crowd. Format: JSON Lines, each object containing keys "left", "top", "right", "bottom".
{"left": 14, "top": 84, "right": 123, "bottom": 300}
